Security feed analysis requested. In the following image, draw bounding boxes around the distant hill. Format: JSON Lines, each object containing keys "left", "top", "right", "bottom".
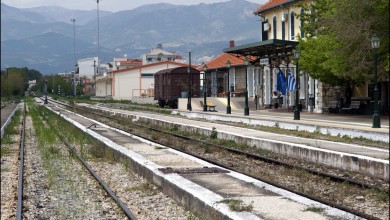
{"left": 1, "top": 0, "right": 262, "bottom": 74}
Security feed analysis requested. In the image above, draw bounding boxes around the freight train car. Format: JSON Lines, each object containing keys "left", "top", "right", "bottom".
{"left": 154, "top": 67, "right": 200, "bottom": 108}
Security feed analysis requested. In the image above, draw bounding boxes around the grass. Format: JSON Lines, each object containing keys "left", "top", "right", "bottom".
{"left": 217, "top": 199, "right": 253, "bottom": 212}
{"left": 125, "top": 182, "right": 157, "bottom": 196}
{"left": 210, "top": 127, "right": 218, "bottom": 139}
{"left": 374, "top": 190, "right": 389, "bottom": 203}
{"left": 303, "top": 206, "right": 325, "bottom": 213}
{"left": 1, "top": 109, "right": 22, "bottom": 157}
{"left": 154, "top": 146, "right": 166, "bottom": 150}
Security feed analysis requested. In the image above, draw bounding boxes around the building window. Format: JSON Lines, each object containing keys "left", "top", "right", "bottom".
{"left": 157, "top": 57, "right": 161, "bottom": 62}
{"left": 282, "top": 21, "right": 285, "bottom": 40}
{"left": 273, "top": 16, "right": 277, "bottom": 39}
{"left": 262, "top": 19, "right": 269, "bottom": 41}
{"left": 300, "top": 9, "right": 304, "bottom": 38}
{"left": 147, "top": 58, "right": 152, "bottom": 62}
{"left": 290, "top": 12, "right": 295, "bottom": 40}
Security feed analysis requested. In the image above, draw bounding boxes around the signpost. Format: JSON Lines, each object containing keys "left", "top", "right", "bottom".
{"left": 260, "top": 58, "right": 269, "bottom": 65}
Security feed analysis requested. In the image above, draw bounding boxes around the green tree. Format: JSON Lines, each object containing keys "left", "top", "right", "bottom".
{"left": 2, "top": 67, "right": 43, "bottom": 97}
{"left": 298, "top": 0, "right": 389, "bottom": 85}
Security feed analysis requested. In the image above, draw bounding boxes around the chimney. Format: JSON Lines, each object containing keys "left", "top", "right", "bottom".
{"left": 229, "top": 40, "right": 235, "bottom": 48}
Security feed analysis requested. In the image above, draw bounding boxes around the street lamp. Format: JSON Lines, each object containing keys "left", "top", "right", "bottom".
{"left": 371, "top": 35, "right": 380, "bottom": 128}
{"left": 44, "top": 78, "right": 48, "bottom": 104}
{"left": 71, "top": 18, "right": 76, "bottom": 97}
{"left": 187, "top": 51, "right": 192, "bottom": 111}
{"left": 244, "top": 57, "right": 250, "bottom": 116}
{"left": 96, "top": 0, "right": 101, "bottom": 75}
{"left": 95, "top": 0, "right": 102, "bottom": 97}
{"left": 203, "top": 64, "right": 208, "bottom": 112}
{"left": 226, "top": 60, "right": 232, "bottom": 114}
{"left": 293, "top": 49, "right": 301, "bottom": 120}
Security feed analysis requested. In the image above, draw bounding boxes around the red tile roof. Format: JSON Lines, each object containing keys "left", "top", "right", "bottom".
{"left": 119, "top": 59, "right": 142, "bottom": 65}
{"left": 202, "top": 53, "right": 255, "bottom": 70}
{"left": 204, "top": 53, "right": 244, "bottom": 70}
{"left": 254, "top": 0, "right": 290, "bottom": 14}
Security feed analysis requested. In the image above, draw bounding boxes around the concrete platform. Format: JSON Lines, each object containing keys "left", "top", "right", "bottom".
{"left": 82, "top": 103, "right": 389, "bottom": 181}
{"left": 44, "top": 103, "right": 363, "bottom": 220}
{"left": 1, "top": 102, "right": 19, "bottom": 138}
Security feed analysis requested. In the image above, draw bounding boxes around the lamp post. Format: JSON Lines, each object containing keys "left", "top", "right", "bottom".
{"left": 96, "top": 0, "right": 101, "bottom": 76}
{"left": 44, "top": 78, "right": 48, "bottom": 104}
{"left": 71, "top": 18, "right": 76, "bottom": 97}
{"left": 187, "top": 51, "right": 192, "bottom": 111}
{"left": 226, "top": 60, "right": 232, "bottom": 114}
{"left": 95, "top": 0, "right": 102, "bottom": 97}
{"left": 244, "top": 57, "right": 250, "bottom": 116}
{"left": 293, "top": 49, "right": 300, "bottom": 120}
{"left": 371, "top": 36, "right": 381, "bottom": 128}
{"left": 203, "top": 64, "right": 208, "bottom": 112}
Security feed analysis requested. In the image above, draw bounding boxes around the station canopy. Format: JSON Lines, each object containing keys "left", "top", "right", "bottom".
{"left": 223, "top": 39, "right": 298, "bottom": 65}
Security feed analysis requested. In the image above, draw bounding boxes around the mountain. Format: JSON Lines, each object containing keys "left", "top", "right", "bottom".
{"left": 1, "top": 32, "right": 116, "bottom": 73}
{"left": 24, "top": 5, "right": 112, "bottom": 25}
{"left": 1, "top": 0, "right": 262, "bottom": 74}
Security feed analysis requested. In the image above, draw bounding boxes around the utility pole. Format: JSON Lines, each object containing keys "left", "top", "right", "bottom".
{"left": 93, "top": 60, "right": 97, "bottom": 96}
{"left": 187, "top": 52, "right": 192, "bottom": 111}
{"left": 95, "top": 0, "right": 102, "bottom": 97}
{"left": 71, "top": 18, "right": 77, "bottom": 97}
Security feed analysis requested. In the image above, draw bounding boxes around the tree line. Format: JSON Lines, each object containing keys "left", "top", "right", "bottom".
{"left": 1, "top": 67, "right": 42, "bottom": 97}
{"left": 1, "top": 67, "right": 82, "bottom": 98}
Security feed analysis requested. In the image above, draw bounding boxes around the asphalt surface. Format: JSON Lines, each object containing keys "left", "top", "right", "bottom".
{"left": 1, "top": 103, "right": 18, "bottom": 128}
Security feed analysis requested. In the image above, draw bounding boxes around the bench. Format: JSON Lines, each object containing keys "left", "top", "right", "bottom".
{"left": 341, "top": 101, "right": 361, "bottom": 115}
{"left": 231, "top": 88, "right": 245, "bottom": 97}
{"left": 322, "top": 101, "right": 339, "bottom": 114}
{"left": 200, "top": 101, "right": 217, "bottom": 112}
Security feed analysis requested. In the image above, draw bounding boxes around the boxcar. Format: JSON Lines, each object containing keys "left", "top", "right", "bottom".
{"left": 154, "top": 67, "right": 200, "bottom": 108}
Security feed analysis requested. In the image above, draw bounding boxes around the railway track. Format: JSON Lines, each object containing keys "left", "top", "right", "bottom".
{"left": 33, "top": 101, "right": 137, "bottom": 219}
{"left": 45, "top": 97, "right": 389, "bottom": 220}
{"left": 27, "top": 98, "right": 195, "bottom": 219}
{"left": 52, "top": 131, "right": 137, "bottom": 220}
{"left": 16, "top": 103, "right": 26, "bottom": 220}
{"left": 1, "top": 100, "right": 137, "bottom": 220}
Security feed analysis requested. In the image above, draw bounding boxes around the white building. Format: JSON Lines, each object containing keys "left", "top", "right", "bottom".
{"left": 78, "top": 57, "right": 98, "bottom": 79}
{"left": 142, "top": 44, "right": 182, "bottom": 65}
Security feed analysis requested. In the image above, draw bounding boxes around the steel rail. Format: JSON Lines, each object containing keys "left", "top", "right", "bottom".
{"left": 16, "top": 102, "right": 26, "bottom": 220}
{"left": 104, "top": 115, "right": 383, "bottom": 220}
{"left": 46, "top": 98, "right": 388, "bottom": 193}
{"left": 45, "top": 98, "right": 384, "bottom": 220}
{"left": 37, "top": 102, "right": 138, "bottom": 220}
{"left": 62, "top": 140, "right": 137, "bottom": 220}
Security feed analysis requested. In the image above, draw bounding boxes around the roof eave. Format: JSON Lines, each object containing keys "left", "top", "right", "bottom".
{"left": 254, "top": 0, "right": 300, "bottom": 16}
{"left": 223, "top": 39, "right": 298, "bottom": 54}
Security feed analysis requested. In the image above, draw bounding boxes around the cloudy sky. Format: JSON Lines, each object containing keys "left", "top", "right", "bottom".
{"left": 2, "top": 0, "right": 267, "bottom": 12}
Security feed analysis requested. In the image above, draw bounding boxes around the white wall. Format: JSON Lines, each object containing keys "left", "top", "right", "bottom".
{"left": 113, "top": 62, "right": 185, "bottom": 100}
{"left": 78, "top": 57, "right": 98, "bottom": 79}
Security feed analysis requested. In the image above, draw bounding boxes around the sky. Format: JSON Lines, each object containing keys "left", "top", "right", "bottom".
{"left": 2, "top": 0, "right": 267, "bottom": 12}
